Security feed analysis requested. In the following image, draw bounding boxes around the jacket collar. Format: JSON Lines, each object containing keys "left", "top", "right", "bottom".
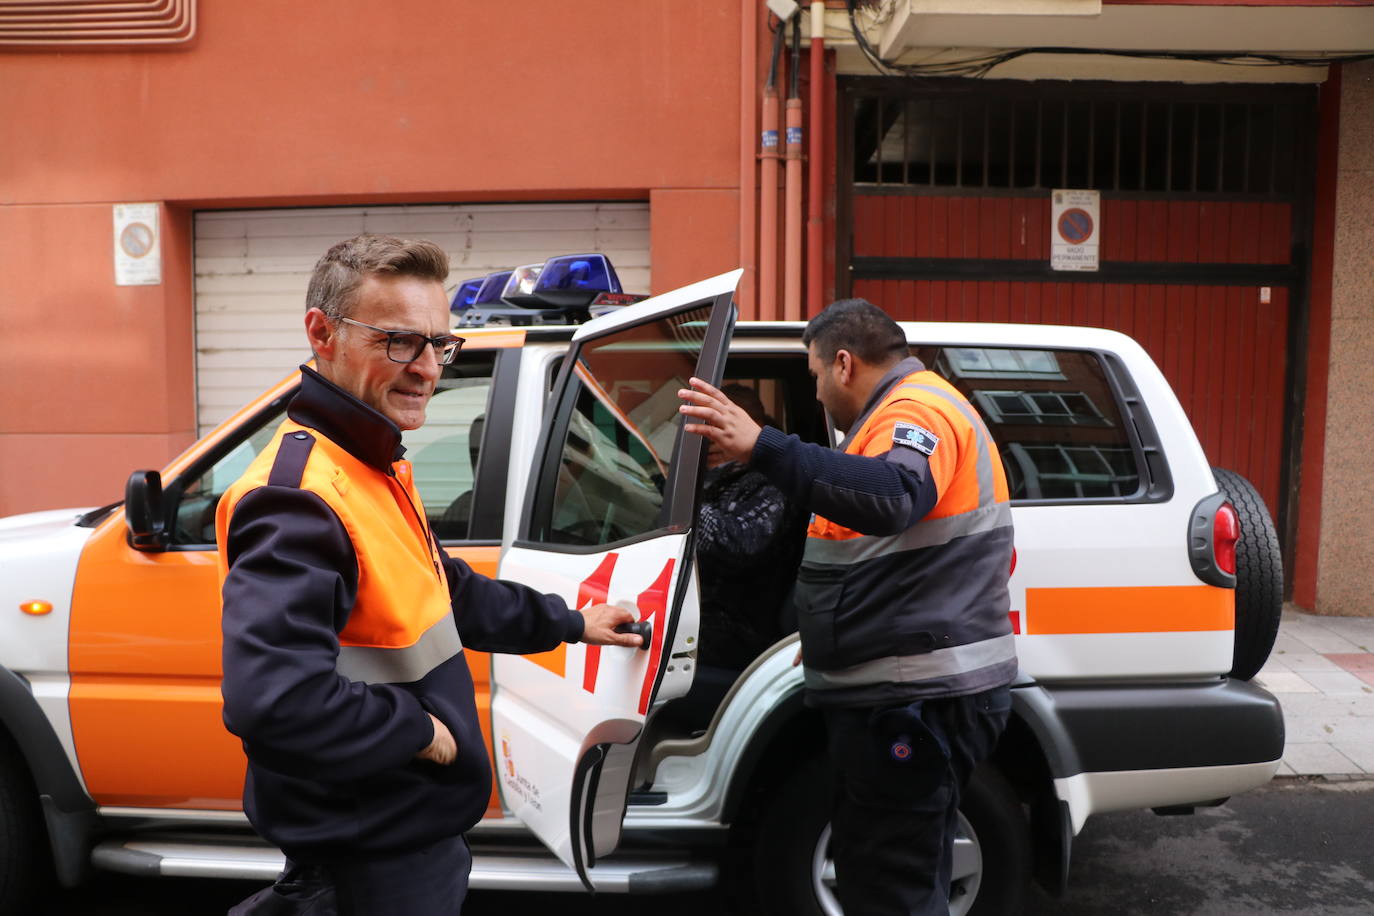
{"left": 839, "top": 356, "right": 926, "bottom": 451}
{"left": 288, "top": 365, "right": 407, "bottom": 471}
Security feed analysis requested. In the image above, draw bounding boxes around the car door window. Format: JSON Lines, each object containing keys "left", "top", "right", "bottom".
{"left": 402, "top": 351, "right": 498, "bottom": 540}
{"left": 531, "top": 303, "right": 714, "bottom": 548}
{"left": 169, "top": 408, "right": 285, "bottom": 547}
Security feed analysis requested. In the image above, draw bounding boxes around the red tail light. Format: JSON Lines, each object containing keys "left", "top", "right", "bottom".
{"left": 1009, "top": 546, "right": 1017, "bottom": 576}
{"left": 1214, "top": 502, "right": 1239, "bottom": 576}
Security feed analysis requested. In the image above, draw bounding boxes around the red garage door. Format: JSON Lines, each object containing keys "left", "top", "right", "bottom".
{"left": 840, "top": 80, "right": 1315, "bottom": 528}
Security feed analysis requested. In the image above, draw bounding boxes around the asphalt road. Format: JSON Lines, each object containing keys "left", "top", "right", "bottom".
{"left": 40, "top": 777, "right": 1374, "bottom": 916}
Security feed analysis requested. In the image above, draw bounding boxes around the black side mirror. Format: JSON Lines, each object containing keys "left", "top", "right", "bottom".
{"left": 125, "top": 470, "right": 167, "bottom": 551}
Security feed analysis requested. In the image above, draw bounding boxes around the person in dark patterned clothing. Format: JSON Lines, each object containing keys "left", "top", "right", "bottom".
{"left": 668, "top": 385, "right": 806, "bottom": 728}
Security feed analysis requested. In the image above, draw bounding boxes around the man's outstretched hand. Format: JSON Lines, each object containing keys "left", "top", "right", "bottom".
{"left": 677, "top": 377, "right": 762, "bottom": 466}
{"left": 582, "top": 602, "right": 646, "bottom": 648}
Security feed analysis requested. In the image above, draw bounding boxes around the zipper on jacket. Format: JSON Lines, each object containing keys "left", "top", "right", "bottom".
{"left": 390, "top": 466, "right": 444, "bottom": 582}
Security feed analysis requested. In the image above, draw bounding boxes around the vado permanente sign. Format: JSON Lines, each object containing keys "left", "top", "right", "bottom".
{"left": 1051, "top": 189, "right": 1100, "bottom": 272}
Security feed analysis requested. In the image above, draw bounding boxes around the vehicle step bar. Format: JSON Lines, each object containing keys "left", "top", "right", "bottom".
{"left": 90, "top": 834, "right": 717, "bottom": 893}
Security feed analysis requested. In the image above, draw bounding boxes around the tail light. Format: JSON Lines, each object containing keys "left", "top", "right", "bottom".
{"left": 1214, "top": 502, "right": 1239, "bottom": 576}
{"left": 1188, "top": 492, "right": 1238, "bottom": 589}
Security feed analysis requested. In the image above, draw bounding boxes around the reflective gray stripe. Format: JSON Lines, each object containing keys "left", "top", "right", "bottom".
{"left": 336, "top": 610, "right": 464, "bottom": 685}
{"left": 900, "top": 383, "right": 997, "bottom": 507}
{"left": 802, "top": 500, "right": 1011, "bottom": 567}
{"left": 804, "top": 633, "right": 1017, "bottom": 691}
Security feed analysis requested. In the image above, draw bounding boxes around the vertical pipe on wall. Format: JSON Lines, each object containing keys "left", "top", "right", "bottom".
{"left": 759, "top": 23, "right": 785, "bottom": 319}
{"left": 738, "top": 0, "right": 760, "bottom": 317}
{"left": 784, "top": 17, "right": 803, "bottom": 321}
{"left": 807, "top": 2, "right": 826, "bottom": 317}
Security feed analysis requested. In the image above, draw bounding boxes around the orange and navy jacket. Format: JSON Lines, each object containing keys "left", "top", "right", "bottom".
{"left": 216, "top": 366, "right": 584, "bottom": 863}
{"left": 752, "top": 356, "right": 1016, "bottom": 707}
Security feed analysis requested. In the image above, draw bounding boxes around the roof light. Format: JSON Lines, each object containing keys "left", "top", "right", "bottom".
{"left": 500, "top": 263, "right": 545, "bottom": 308}
{"left": 450, "top": 279, "right": 484, "bottom": 312}
{"left": 532, "top": 254, "right": 622, "bottom": 308}
{"left": 474, "top": 270, "right": 514, "bottom": 306}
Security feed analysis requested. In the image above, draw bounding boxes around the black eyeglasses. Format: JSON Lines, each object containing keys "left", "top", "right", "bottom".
{"left": 335, "top": 317, "right": 465, "bottom": 365}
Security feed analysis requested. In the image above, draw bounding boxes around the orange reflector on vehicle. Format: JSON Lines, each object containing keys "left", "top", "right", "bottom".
{"left": 20, "top": 600, "right": 52, "bottom": 616}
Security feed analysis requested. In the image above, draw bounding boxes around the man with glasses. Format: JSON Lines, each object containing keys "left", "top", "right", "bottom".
{"left": 216, "top": 234, "right": 642, "bottom": 915}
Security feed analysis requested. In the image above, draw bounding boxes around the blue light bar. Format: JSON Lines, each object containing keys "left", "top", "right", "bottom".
{"left": 450, "top": 279, "right": 484, "bottom": 312}
{"left": 531, "top": 254, "right": 622, "bottom": 308}
{"left": 473, "top": 270, "right": 513, "bottom": 306}
{"left": 501, "top": 263, "right": 545, "bottom": 308}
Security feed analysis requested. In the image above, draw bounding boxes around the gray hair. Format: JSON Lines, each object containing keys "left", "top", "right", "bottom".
{"left": 305, "top": 234, "right": 450, "bottom": 319}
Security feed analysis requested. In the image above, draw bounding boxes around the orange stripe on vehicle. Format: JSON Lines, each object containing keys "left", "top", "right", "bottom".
{"left": 443, "top": 545, "right": 501, "bottom": 578}
{"left": 524, "top": 644, "right": 567, "bottom": 678}
{"left": 1025, "top": 586, "right": 1233, "bottom": 635}
{"left": 461, "top": 329, "right": 527, "bottom": 349}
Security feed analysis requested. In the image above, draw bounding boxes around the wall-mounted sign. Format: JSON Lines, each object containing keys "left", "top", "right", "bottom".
{"left": 114, "top": 203, "right": 162, "bottom": 286}
{"left": 1050, "top": 189, "right": 1099, "bottom": 272}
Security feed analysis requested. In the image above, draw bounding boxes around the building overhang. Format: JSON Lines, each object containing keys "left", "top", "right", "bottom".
{"left": 815, "top": 1, "right": 1374, "bottom": 83}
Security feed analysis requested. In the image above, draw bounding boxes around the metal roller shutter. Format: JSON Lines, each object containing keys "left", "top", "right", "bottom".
{"left": 193, "top": 202, "right": 651, "bottom": 435}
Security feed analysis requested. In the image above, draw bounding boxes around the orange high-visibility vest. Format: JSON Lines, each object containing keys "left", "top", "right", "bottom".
{"left": 796, "top": 369, "right": 1016, "bottom": 703}
{"left": 217, "top": 419, "right": 460, "bottom": 684}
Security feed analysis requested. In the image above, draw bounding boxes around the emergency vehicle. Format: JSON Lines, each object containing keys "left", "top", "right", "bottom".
{"left": 0, "top": 262, "right": 1285, "bottom": 915}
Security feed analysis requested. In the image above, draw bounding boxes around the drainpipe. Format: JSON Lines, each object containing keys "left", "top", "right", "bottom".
{"left": 783, "top": 16, "right": 803, "bottom": 321}
{"left": 807, "top": 1, "right": 826, "bottom": 316}
{"left": 738, "top": 0, "right": 760, "bottom": 315}
{"left": 759, "top": 23, "right": 785, "bottom": 319}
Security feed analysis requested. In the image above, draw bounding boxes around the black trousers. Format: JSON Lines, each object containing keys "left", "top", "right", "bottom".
{"left": 822, "top": 685, "right": 1012, "bottom": 916}
{"left": 230, "top": 835, "right": 471, "bottom": 916}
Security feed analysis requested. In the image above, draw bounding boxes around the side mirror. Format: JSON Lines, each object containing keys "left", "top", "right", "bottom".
{"left": 125, "top": 470, "right": 167, "bottom": 551}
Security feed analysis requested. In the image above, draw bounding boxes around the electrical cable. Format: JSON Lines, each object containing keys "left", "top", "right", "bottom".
{"left": 767, "top": 11, "right": 785, "bottom": 89}
{"left": 790, "top": 13, "right": 802, "bottom": 99}
{"left": 842, "top": 0, "right": 1374, "bottom": 79}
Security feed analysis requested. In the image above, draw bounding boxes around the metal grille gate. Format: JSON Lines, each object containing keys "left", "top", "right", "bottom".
{"left": 839, "top": 78, "right": 1317, "bottom": 534}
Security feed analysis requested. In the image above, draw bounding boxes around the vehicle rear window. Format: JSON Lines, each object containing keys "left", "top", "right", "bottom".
{"left": 916, "top": 346, "right": 1143, "bottom": 501}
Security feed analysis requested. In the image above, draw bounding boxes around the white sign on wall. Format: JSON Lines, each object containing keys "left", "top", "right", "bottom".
{"left": 1050, "top": 189, "right": 1100, "bottom": 272}
{"left": 113, "top": 203, "right": 162, "bottom": 286}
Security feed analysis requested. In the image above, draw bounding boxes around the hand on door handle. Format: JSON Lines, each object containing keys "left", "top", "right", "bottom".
{"left": 614, "top": 620, "right": 652, "bottom": 650}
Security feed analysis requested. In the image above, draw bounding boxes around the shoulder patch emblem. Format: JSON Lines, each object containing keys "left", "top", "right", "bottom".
{"left": 893, "top": 421, "right": 939, "bottom": 456}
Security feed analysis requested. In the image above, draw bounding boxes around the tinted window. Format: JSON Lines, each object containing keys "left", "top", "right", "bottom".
{"left": 922, "top": 347, "right": 1143, "bottom": 501}
{"left": 534, "top": 305, "right": 711, "bottom": 547}
{"left": 169, "top": 351, "right": 499, "bottom": 548}
{"left": 169, "top": 409, "right": 284, "bottom": 546}
{"left": 402, "top": 352, "right": 497, "bottom": 540}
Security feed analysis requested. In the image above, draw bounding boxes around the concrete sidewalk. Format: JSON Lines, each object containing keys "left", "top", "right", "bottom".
{"left": 1253, "top": 606, "right": 1374, "bottom": 777}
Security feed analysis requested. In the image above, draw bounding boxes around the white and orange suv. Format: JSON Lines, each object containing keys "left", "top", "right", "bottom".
{"left": 0, "top": 269, "right": 1284, "bottom": 916}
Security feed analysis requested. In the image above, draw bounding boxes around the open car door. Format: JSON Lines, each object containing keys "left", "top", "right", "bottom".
{"left": 491, "top": 270, "right": 739, "bottom": 889}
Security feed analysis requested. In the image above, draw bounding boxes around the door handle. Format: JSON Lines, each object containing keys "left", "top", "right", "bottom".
{"left": 614, "top": 620, "right": 652, "bottom": 650}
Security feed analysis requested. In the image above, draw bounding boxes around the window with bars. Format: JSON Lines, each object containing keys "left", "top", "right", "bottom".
{"left": 850, "top": 84, "right": 1309, "bottom": 197}
{"left": 973, "top": 390, "right": 1108, "bottom": 427}
{"left": 1004, "top": 443, "right": 1140, "bottom": 500}
{"left": 918, "top": 345, "right": 1145, "bottom": 502}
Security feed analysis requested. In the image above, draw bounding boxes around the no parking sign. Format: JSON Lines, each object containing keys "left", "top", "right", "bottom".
{"left": 1051, "top": 189, "right": 1100, "bottom": 272}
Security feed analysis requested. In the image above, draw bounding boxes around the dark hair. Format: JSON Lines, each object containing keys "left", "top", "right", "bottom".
{"left": 802, "top": 298, "right": 907, "bottom": 366}
{"left": 306, "top": 234, "right": 450, "bottom": 320}
{"left": 722, "top": 383, "right": 774, "bottom": 428}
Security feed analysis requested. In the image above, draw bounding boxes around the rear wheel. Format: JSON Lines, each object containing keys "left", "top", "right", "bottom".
{"left": 1213, "top": 467, "right": 1283, "bottom": 680}
{"left": 753, "top": 756, "right": 1030, "bottom": 916}
{"left": 0, "top": 742, "right": 46, "bottom": 914}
